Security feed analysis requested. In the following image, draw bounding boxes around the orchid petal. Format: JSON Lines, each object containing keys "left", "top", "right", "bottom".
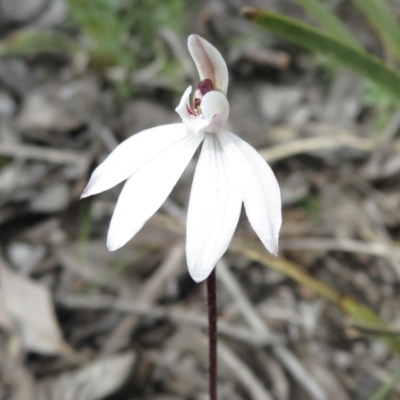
{"left": 175, "top": 86, "right": 192, "bottom": 121}
{"left": 219, "top": 130, "right": 282, "bottom": 255}
{"left": 81, "top": 123, "right": 188, "bottom": 198}
{"left": 201, "top": 91, "right": 229, "bottom": 133}
{"left": 186, "top": 134, "right": 242, "bottom": 282}
{"left": 107, "top": 133, "right": 204, "bottom": 251}
{"left": 188, "top": 35, "right": 229, "bottom": 95}
{"left": 175, "top": 86, "right": 210, "bottom": 135}
{"left": 186, "top": 118, "right": 212, "bottom": 136}
{"left": 177, "top": 90, "right": 229, "bottom": 135}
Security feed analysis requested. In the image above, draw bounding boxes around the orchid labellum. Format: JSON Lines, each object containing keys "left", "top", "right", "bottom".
{"left": 81, "top": 34, "right": 282, "bottom": 283}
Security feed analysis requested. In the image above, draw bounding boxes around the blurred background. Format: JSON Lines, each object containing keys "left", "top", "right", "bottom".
{"left": 1, "top": 0, "right": 400, "bottom": 399}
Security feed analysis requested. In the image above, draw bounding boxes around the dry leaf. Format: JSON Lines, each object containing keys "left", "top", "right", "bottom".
{"left": 34, "top": 352, "right": 136, "bottom": 400}
{"left": 13, "top": 364, "right": 35, "bottom": 400}
{"left": 0, "top": 262, "right": 69, "bottom": 355}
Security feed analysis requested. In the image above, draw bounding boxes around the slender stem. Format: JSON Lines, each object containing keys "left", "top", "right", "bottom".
{"left": 207, "top": 269, "right": 218, "bottom": 400}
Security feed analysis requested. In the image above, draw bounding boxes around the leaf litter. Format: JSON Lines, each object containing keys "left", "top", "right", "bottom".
{"left": 1, "top": 0, "right": 400, "bottom": 399}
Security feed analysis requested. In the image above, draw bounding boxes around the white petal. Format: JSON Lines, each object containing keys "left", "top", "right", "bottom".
{"left": 219, "top": 130, "right": 282, "bottom": 255}
{"left": 186, "top": 134, "right": 242, "bottom": 282}
{"left": 185, "top": 117, "right": 211, "bottom": 136}
{"left": 201, "top": 91, "right": 229, "bottom": 132}
{"left": 188, "top": 35, "right": 229, "bottom": 95}
{"left": 81, "top": 123, "right": 188, "bottom": 198}
{"left": 175, "top": 86, "right": 192, "bottom": 121}
{"left": 175, "top": 86, "right": 210, "bottom": 135}
{"left": 107, "top": 133, "right": 204, "bottom": 251}
{"left": 177, "top": 91, "right": 229, "bottom": 136}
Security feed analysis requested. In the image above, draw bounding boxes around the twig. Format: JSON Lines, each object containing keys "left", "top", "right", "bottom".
{"left": 0, "top": 143, "right": 89, "bottom": 165}
{"left": 58, "top": 294, "right": 277, "bottom": 347}
{"left": 194, "top": 330, "right": 275, "bottom": 400}
{"left": 218, "top": 339, "right": 275, "bottom": 400}
{"left": 217, "top": 260, "right": 269, "bottom": 336}
{"left": 243, "top": 47, "right": 290, "bottom": 70}
{"left": 257, "top": 353, "right": 289, "bottom": 400}
{"left": 161, "top": 198, "right": 188, "bottom": 222}
{"left": 280, "top": 238, "right": 400, "bottom": 261}
{"left": 158, "top": 27, "right": 197, "bottom": 81}
{"left": 364, "top": 112, "right": 400, "bottom": 177}
{"left": 364, "top": 200, "right": 400, "bottom": 280}
{"left": 101, "top": 242, "right": 186, "bottom": 355}
{"left": 91, "top": 121, "right": 119, "bottom": 152}
{"left": 130, "top": 41, "right": 167, "bottom": 85}
{"left": 259, "top": 125, "right": 375, "bottom": 163}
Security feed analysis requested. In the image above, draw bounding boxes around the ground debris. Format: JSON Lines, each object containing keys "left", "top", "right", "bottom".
{"left": 1, "top": 0, "right": 400, "bottom": 399}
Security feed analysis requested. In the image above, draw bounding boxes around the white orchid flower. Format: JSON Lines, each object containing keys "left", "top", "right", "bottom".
{"left": 81, "top": 34, "right": 282, "bottom": 283}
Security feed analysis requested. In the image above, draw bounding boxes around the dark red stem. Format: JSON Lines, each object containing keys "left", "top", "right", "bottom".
{"left": 207, "top": 269, "right": 218, "bottom": 400}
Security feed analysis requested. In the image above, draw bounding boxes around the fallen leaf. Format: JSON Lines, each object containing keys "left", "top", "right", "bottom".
{"left": 0, "top": 261, "right": 70, "bottom": 356}
{"left": 35, "top": 352, "right": 136, "bottom": 400}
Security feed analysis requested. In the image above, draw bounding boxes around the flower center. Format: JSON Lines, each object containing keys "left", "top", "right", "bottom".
{"left": 187, "top": 79, "right": 215, "bottom": 116}
{"left": 194, "top": 79, "right": 214, "bottom": 108}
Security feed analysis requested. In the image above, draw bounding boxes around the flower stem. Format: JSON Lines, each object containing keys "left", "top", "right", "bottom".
{"left": 207, "top": 269, "right": 218, "bottom": 400}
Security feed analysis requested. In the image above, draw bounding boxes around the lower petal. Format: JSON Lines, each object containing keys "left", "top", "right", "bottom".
{"left": 186, "top": 134, "right": 242, "bottom": 282}
{"left": 82, "top": 123, "right": 188, "bottom": 198}
{"left": 219, "top": 130, "right": 282, "bottom": 256}
{"left": 107, "top": 133, "right": 204, "bottom": 251}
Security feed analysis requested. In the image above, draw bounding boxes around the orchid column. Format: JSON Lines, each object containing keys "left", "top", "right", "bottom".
{"left": 81, "top": 34, "right": 282, "bottom": 399}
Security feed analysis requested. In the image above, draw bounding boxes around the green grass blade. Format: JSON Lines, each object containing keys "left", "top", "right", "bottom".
{"left": 340, "top": 297, "right": 400, "bottom": 353}
{"left": 352, "top": 0, "right": 400, "bottom": 62}
{"left": 368, "top": 368, "right": 400, "bottom": 400}
{"left": 242, "top": 7, "right": 400, "bottom": 106}
{"left": 296, "top": 0, "right": 360, "bottom": 49}
{"left": 229, "top": 236, "right": 400, "bottom": 353}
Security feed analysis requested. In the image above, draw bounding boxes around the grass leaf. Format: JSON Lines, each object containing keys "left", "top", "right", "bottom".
{"left": 339, "top": 297, "right": 400, "bottom": 353}
{"left": 229, "top": 237, "right": 400, "bottom": 353}
{"left": 296, "top": 0, "right": 360, "bottom": 48}
{"left": 242, "top": 7, "right": 400, "bottom": 106}
{"left": 368, "top": 368, "right": 400, "bottom": 400}
{"left": 351, "top": 0, "right": 400, "bottom": 62}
